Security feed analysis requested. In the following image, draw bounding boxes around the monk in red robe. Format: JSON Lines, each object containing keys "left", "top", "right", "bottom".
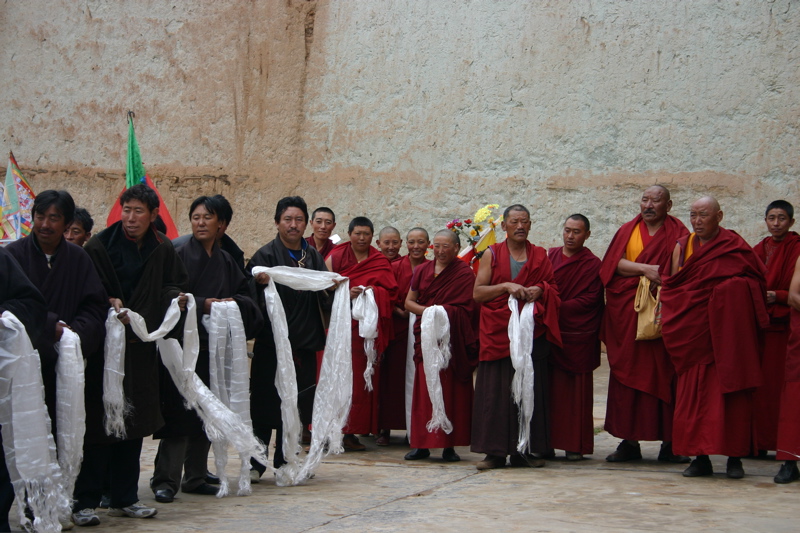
{"left": 306, "top": 207, "right": 337, "bottom": 259}
{"left": 662, "top": 196, "right": 769, "bottom": 479}
{"left": 376, "top": 226, "right": 404, "bottom": 263}
{"left": 404, "top": 230, "right": 477, "bottom": 462}
{"left": 774, "top": 255, "right": 800, "bottom": 483}
{"left": 471, "top": 205, "right": 562, "bottom": 470}
{"left": 326, "top": 217, "right": 398, "bottom": 451}
{"left": 376, "top": 228, "right": 431, "bottom": 446}
{"left": 752, "top": 200, "right": 800, "bottom": 454}
{"left": 547, "top": 214, "right": 604, "bottom": 460}
{"left": 600, "top": 185, "right": 689, "bottom": 463}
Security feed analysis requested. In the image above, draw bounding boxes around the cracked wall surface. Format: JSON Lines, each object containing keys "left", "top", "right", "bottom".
{"left": 2, "top": 0, "right": 798, "bottom": 255}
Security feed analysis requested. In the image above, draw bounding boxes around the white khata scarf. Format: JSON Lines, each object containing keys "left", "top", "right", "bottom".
{"left": 103, "top": 295, "right": 270, "bottom": 492}
{"left": 507, "top": 295, "right": 536, "bottom": 454}
{"left": 54, "top": 328, "right": 86, "bottom": 501}
{"left": 420, "top": 305, "right": 453, "bottom": 434}
{"left": 250, "top": 266, "right": 352, "bottom": 484}
{"left": 351, "top": 286, "right": 379, "bottom": 391}
{"left": 0, "top": 312, "right": 71, "bottom": 533}
{"left": 203, "top": 301, "right": 254, "bottom": 496}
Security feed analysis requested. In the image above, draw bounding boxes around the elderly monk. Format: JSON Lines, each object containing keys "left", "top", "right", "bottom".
{"left": 662, "top": 196, "right": 768, "bottom": 479}
{"left": 326, "top": 217, "right": 399, "bottom": 451}
{"left": 774, "top": 255, "right": 800, "bottom": 483}
{"left": 306, "top": 207, "right": 337, "bottom": 259}
{"left": 404, "top": 230, "right": 478, "bottom": 462}
{"left": 471, "top": 205, "right": 562, "bottom": 470}
{"left": 600, "top": 185, "right": 689, "bottom": 463}
{"left": 752, "top": 201, "right": 800, "bottom": 455}
{"left": 377, "top": 228, "right": 431, "bottom": 446}
{"left": 376, "top": 226, "right": 404, "bottom": 263}
{"left": 546, "top": 214, "right": 604, "bottom": 460}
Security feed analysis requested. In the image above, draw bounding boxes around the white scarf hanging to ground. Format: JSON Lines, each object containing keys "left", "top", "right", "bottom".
{"left": 507, "top": 295, "right": 535, "bottom": 454}
{"left": 420, "top": 305, "right": 453, "bottom": 434}
{"left": 250, "top": 266, "right": 352, "bottom": 485}
{"left": 351, "top": 287, "right": 378, "bottom": 391}
{"left": 54, "top": 328, "right": 86, "bottom": 501}
{"left": 203, "top": 301, "right": 253, "bottom": 496}
{"left": 404, "top": 314, "right": 416, "bottom": 441}
{"left": 0, "top": 312, "right": 71, "bottom": 533}
{"left": 103, "top": 295, "right": 270, "bottom": 493}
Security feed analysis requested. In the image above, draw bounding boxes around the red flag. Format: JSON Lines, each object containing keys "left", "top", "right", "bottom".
{"left": 106, "top": 175, "right": 179, "bottom": 239}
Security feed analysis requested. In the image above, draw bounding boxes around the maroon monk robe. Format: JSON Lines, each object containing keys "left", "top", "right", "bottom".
{"left": 471, "top": 241, "right": 562, "bottom": 457}
{"left": 306, "top": 235, "right": 336, "bottom": 260}
{"left": 547, "top": 246, "right": 604, "bottom": 455}
{"left": 408, "top": 259, "right": 478, "bottom": 449}
{"left": 752, "top": 232, "right": 800, "bottom": 451}
{"left": 379, "top": 255, "right": 429, "bottom": 430}
{"left": 777, "top": 308, "right": 800, "bottom": 460}
{"left": 328, "top": 243, "right": 399, "bottom": 434}
{"left": 662, "top": 228, "right": 769, "bottom": 457}
{"left": 600, "top": 214, "right": 688, "bottom": 441}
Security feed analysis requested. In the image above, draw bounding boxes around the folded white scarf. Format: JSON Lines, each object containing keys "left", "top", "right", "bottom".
{"left": 420, "top": 305, "right": 453, "bottom": 434}
{"left": 0, "top": 312, "right": 71, "bottom": 532}
{"left": 54, "top": 328, "right": 86, "bottom": 501}
{"left": 351, "top": 287, "right": 378, "bottom": 391}
{"left": 507, "top": 296, "right": 535, "bottom": 454}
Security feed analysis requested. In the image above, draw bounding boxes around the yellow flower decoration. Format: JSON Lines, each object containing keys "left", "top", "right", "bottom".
{"left": 469, "top": 229, "right": 477, "bottom": 237}
{"left": 473, "top": 204, "right": 499, "bottom": 224}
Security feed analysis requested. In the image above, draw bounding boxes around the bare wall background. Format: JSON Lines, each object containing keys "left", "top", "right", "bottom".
{"left": 2, "top": 0, "right": 798, "bottom": 257}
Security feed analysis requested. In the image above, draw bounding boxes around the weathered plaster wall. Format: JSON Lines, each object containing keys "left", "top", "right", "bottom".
{"left": 2, "top": 0, "right": 798, "bottom": 256}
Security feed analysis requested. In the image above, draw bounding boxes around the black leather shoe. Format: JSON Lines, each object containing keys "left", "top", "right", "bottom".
{"left": 606, "top": 440, "right": 642, "bottom": 462}
{"left": 404, "top": 448, "right": 430, "bottom": 460}
{"left": 442, "top": 448, "right": 461, "bottom": 462}
{"left": 726, "top": 457, "right": 744, "bottom": 479}
{"left": 683, "top": 455, "right": 713, "bottom": 477}
{"left": 774, "top": 461, "right": 800, "bottom": 484}
{"left": 658, "top": 442, "right": 691, "bottom": 464}
{"left": 183, "top": 483, "right": 219, "bottom": 496}
{"left": 154, "top": 488, "right": 175, "bottom": 503}
{"left": 205, "top": 471, "right": 220, "bottom": 485}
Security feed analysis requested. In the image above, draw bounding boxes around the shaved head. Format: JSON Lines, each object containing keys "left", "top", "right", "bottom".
{"left": 645, "top": 184, "right": 671, "bottom": 202}
{"left": 434, "top": 229, "right": 460, "bottom": 247}
{"left": 691, "top": 195, "right": 720, "bottom": 213}
{"left": 379, "top": 226, "right": 401, "bottom": 239}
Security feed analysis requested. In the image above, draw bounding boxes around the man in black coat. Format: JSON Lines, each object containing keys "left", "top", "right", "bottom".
{"left": 151, "top": 196, "right": 262, "bottom": 503}
{"left": 76, "top": 184, "right": 189, "bottom": 523}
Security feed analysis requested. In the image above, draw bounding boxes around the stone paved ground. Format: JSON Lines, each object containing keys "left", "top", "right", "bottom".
{"left": 13, "top": 357, "right": 799, "bottom": 532}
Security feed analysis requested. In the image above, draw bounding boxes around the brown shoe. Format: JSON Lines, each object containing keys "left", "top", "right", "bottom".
{"left": 509, "top": 454, "right": 546, "bottom": 468}
{"left": 342, "top": 434, "right": 366, "bottom": 451}
{"left": 375, "top": 430, "right": 390, "bottom": 446}
{"left": 476, "top": 454, "right": 506, "bottom": 470}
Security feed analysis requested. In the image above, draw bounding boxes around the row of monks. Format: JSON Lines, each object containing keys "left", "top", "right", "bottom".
{"left": 1, "top": 183, "right": 799, "bottom": 531}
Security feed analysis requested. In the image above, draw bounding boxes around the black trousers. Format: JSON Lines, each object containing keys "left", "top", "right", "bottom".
{"left": 73, "top": 438, "right": 143, "bottom": 511}
{"left": 151, "top": 433, "right": 211, "bottom": 493}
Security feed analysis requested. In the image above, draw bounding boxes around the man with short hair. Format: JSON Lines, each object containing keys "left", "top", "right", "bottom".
{"left": 6, "top": 191, "right": 108, "bottom": 439}
{"left": 151, "top": 196, "right": 263, "bottom": 502}
{"left": 752, "top": 200, "right": 800, "bottom": 455}
{"left": 0, "top": 248, "right": 47, "bottom": 533}
{"left": 64, "top": 207, "right": 94, "bottom": 247}
{"left": 662, "top": 196, "right": 768, "bottom": 479}
{"left": 600, "top": 185, "right": 690, "bottom": 464}
{"left": 247, "top": 196, "right": 329, "bottom": 479}
{"left": 326, "top": 217, "right": 398, "bottom": 451}
{"left": 307, "top": 207, "right": 337, "bottom": 258}
{"left": 546, "top": 214, "right": 604, "bottom": 460}
{"left": 376, "top": 226, "right": 403, "bottom": 262}
{"left": 173, "top": 195, "right": 245, "bottom": 273}
{"left": 471, "top": 205, "right": 562, "bottom": 470}
{"left": 76, "top": 183, "right": 189, "bottom": 522}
